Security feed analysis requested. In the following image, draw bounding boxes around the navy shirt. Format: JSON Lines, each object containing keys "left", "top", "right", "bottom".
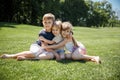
{"left": 36, "top": 29, "right": 54, "bottom": 46}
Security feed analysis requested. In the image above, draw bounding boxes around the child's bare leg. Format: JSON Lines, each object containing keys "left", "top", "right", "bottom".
{"left": 16, "top": 56, "right": 27, "bottom": 61}
{"left": 65, "top": 53, "right": 72, "bottom": 59}
{"left": 52, "top": 51, "right": 60, "bottom": 60}
{"left": 38, "top": 51, "right": 54, "bottom": 60}
{"left": 72, "top": 53, "right": 101, "bottom": 64}
{"left": 0, "top": 51, "right": 35, "bottom": 59}
{"left": 72, "top": 48, "right": 101, "bottom": 64}
{"left": 60, "top": 54, "right": 65, "bottom": 60}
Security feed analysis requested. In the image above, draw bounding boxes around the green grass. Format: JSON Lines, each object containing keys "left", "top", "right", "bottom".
{"left": 0, "top": 22, "right": 120, "bottom": 80}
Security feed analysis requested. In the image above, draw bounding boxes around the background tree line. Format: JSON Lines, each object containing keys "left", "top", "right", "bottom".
{"left": 0, "top": 0, "right": 119, "bottom": 27}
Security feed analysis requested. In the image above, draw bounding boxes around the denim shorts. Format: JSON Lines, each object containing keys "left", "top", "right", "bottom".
{"left": 55, "top": 49, "right": 65, "bottom": 54}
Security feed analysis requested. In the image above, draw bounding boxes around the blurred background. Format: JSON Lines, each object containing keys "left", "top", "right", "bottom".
{"left": 0, "top": 0, "right": 120, "bottom": 27}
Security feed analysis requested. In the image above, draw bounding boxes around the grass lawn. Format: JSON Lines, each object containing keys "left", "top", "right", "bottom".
{"left": 0, "top": 22, "right": 120, "bottom": 80}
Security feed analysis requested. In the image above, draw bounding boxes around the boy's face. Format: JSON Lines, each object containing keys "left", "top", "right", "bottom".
{"left": 52, "top": 26, "right": 60, "bottom": 36}
{"left": 61, "top": 29, "right": 71, "bottom": 38}
{"left": 42, "top": 19, "right": 53, "bottom": 31}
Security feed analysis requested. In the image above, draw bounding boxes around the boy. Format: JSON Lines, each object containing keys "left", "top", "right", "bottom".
{"left": 0, "top": 13, "right": 55, "bottom": 60}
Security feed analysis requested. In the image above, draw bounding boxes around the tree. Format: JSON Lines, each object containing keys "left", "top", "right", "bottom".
{"left": 85, "top": 0, "right": 117, "bottom": 27}
{"left": 61, "top": 0, "right": 88, "bottom": 26}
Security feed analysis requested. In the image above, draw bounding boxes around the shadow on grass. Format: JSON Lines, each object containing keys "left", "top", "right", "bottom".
{"left": 57, "top": 59, "right": 87, "bottom": 64}
{"left": 19, "top": 58, "right": 87, "bottom": 64}
{"left": 29, "top": 59, "right": 87, "bottom": 64}
{"left": 0, "top": 22, "right": 17, "bottom": 29}
{"left": 0, "top": 53, "right": 87, "bottom": 64}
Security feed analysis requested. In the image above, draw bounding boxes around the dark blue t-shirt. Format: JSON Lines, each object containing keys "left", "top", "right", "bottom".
{"left": 36, "top": 29, "right": 54, "bottom": 46}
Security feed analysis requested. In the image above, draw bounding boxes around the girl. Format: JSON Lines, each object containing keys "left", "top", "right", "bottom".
{"left": 0, "top": 13, "right": 55, "bottom": 60}
{"left": 43, "top": 22, "right": 101, "bottom": 64}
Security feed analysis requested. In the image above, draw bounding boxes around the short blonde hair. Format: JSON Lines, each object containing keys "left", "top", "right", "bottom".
{"left": 42, "top": 13, "right": 55, "bottom": 21}
{"left": 62, "top": 22, "right": 73, "bottom": 31}
{"left": 52, "top": 20, "right": 62, "bottom": 30}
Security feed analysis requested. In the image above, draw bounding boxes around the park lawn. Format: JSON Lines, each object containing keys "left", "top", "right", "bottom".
{"left": 0, "top": 22, "right": 120, "bottom": 80}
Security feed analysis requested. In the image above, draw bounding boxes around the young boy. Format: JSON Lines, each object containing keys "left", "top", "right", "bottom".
{"left": 0, "top": 13, "right": 55, "bottom": 60}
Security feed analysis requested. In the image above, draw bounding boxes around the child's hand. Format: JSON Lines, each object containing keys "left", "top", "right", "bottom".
{"left": 39, "top": 36, "right": 45, "bottom": 41}
{"left": 41, "top": 42, "right": 53, "bottom": 51}
{"left": 45, "top": 49, "right": 54, "bottom": 52}
{"left": 67, "top": 33, "right": 73, "bottom": 39}
{"left": 41, "top": 41, "right": 47, "bottom": 47}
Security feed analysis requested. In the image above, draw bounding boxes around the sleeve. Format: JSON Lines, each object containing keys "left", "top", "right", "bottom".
{"left": 52, "top": 37, "right": 59, "bottom": 43}
{"left": 38, "top": 29, "right": 44, "bottom": 37}
{"left": 52, "top": 36, "right": 62, "bottom": 43}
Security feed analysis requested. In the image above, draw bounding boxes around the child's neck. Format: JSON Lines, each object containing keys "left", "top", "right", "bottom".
{"left": 55, "top": 34, "right": 60, "bottom": 37}
{"left": 45, "top": 29, "right": 51, "bottom": 32}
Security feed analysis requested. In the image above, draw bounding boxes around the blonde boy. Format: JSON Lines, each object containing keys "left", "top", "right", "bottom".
{"left": 1, "top": 13, "right": 55, "bottom": 60}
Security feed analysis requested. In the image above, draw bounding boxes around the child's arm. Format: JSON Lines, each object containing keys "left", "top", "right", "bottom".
{"left": 39, "top": 36, "right": 55, "bottom": 44}
{"left": 43, "top": 38, "right": 68, "bottom": 49}
{"left": 41, "top": 41, "right": 54, "bottom": 51}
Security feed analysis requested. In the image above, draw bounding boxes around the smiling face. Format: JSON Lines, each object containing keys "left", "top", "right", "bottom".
{"left": 52, "top": 20, "right": 62, "bottom": 36}
{"left": 52, "top": 26, "right": 61, "bottom": 36}
{"left": 42, "top": 13, "right": 55, "bottom": 32}
{"left": 42, "top": 19, "right": 54, "bottom": 32}
{"left": 61, "top": 29, "right": 71, "bottom": 38}
{"left": 61, "top": 22, "right": 73, "bottom": 38}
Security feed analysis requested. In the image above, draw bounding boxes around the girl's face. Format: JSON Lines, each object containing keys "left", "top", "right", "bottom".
{"left": 52, "top": 26, "right": 60, "bottom": 36}
{"left": 42, "top": 19, "right": 53, "bottom": 31}
{"left": 61, "top": 29, "right": 71, "bottom": 38}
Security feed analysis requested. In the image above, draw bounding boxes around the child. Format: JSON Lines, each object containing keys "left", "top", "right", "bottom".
{"left": 0, "top": 13, "right": 55, "bottom": 60}
{"left": 43, "top": 22, "right": 101, "bottom": 64}
{"left": 39, "top": 20, "right": 65, "bottom": 60}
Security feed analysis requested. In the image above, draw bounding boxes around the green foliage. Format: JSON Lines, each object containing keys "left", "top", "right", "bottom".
{"left": 0, "top": 0, "right": 119, "bottom": 27}
{"left": 0, "top": 23, "right": 120, "bottom": 80}
{"left": 60, "top": 0, "right": 88, "bottom": 26}
{"left": 85, "top": 0, "right": 118, "bottom": 27}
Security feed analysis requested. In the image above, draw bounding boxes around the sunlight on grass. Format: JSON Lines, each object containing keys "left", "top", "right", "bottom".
{"left": 0, "top": 23, "right": 120, "bottom": 80}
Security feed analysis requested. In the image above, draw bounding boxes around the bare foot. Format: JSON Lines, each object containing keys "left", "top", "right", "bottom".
{"left": 94, "top": 56, "right": 101, "bottom": 64}
{"left": 0, "top": 54, "right": 9, "bottom": 59}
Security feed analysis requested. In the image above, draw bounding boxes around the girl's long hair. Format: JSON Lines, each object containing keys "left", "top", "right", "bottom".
{"left": 71, "top": 32, "right": 79, "bottom": 47}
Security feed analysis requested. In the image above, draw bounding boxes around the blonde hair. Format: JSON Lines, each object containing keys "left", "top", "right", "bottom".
{"left": 42, "top": 13, "right": 55, "bottom": 21}
{"left": 62, "top": 22, "right": 73, "bottom": 31}
{"left": 53, "top": 20, "right": 62, "bottom": 30}
{"left": 62, "top": 22, "right": 78, "bottom": 47}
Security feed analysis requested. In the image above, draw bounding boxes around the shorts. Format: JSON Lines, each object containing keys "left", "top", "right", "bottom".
{"left": 72, "top": 42, "right": 86, "bottom": 54}
{"left": 72, "top": 48, "right": 85, "bottom": 59}
{"left": 30, "top": 43, "right": 44, "bottom": 57}
{"left": 55, "top": 49, "right": 65, "bottom": 54}
{"left": 38, "top": 51, "right": 54, "bottom": 59}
